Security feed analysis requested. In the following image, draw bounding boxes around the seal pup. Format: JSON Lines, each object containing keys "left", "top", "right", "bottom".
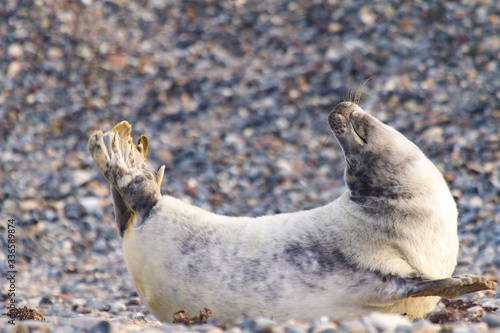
{"left": 88, "top": 104, "right": 496, "bottom": 323}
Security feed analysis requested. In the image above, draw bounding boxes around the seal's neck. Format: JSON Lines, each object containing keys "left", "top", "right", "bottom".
{"left": 340, "top": 188, "right": 427, "bottom": 223}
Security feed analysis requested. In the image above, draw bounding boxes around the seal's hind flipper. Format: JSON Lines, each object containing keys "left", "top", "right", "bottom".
{"left": 89, "top": 122, "right": 161, "bottom": 225}
{"left": 409, "top": 274, "right": 497, "bottom": 299}
{"left": 359, "top": 273, "right": 496, "bottom": 310}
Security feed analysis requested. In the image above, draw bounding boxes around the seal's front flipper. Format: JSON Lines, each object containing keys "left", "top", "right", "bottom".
{"left": 112, "top": 121, "right": 132, "bottom": 141}
{"left": 88, "top": 122, "right": 163, "bottom": 222}
{"left": 109, "top": 122, "right": 163, "bottom": 188}
{"left": 409, "top": 274, "right": 497, "bottom": 299}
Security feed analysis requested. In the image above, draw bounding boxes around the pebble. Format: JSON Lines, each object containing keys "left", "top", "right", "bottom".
{"left": 284, "top": 327, "right": 307, "bottom": 333}
{"left": 133, "top": 312, "right": 146, "bottom": 321}
{"left": 466, "top": 306, "right": 486, "bottom": 320}
{"left": 366, "top": 312, "right": 411, "bottom": 332}
{"left": 409, "top": 319, "right": 440, "bottom": 332}
{"left": 86, "top": 299, "right": 111, "bottom": 312}
{"left": 1, "top": 0, "right": 499, "bottom": 332}
{"left": 127, "top": 298, "right": 143, "bottom": 306}
{"left": 71, "top": 317, "right": 109, "bottom": 331}
{"left": 39, "top": 296, "right": 54, "bottom": 305}
{"left": 110, "top": 301, "right": 127, "bottom": 314}
{"left": 338, "top": 319, "right": 373, "bottom": 333}
{"left": 226, "top": 328, "right": 242, "bottom": 333}
{"left": 71, "top": 299, "right": 87, "bottom": 309}
{"left": 76, "top": 306, "right": 94, "bottom": 314}
{"left": 310, "top": 323, "right": 338, "bottom": 333}
{"left": 88, "top": 320, "right": 117, "bottom": 333}
{"left": 18, "top": 320, "right": 51, "bottom": 333}
{"left": 482, "top": 313, "right": 500, "bottom": 328}
{"left": 7, "top": 43, "right": 23, "bottom": 58}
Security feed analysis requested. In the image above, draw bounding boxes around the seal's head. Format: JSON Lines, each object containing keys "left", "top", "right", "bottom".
{"left": 328, "top": 102, "right": 441, "bottom": 209}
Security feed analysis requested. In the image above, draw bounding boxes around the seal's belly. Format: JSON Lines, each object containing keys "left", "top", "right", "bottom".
{"left": 119, "top": 196, "right": 457, "bottom": 323}
{"left": 122, "top": 219, "right": 377, "bottom": 322}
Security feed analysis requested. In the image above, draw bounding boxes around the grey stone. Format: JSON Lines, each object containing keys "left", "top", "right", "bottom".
{"left": 482, "top": 313, "right": 500, "bottom": 328}
{"left": 86, "top": 299, "right": 111, "bottom": 311}
{"left": 4, "top": 322, "right": 29, "bottom": 333}
{"left": 254, "top": 317, "right": 278, "bottom": 331}
{"left": 368, "top": 312, "right": 411, "bottom": 332}
{"left": 72, "top": 317, "right": 107, "bottom": 331}
{"left": 39, "top": 296, "right": 54, "bottom": 305}
{"left": 310, "top": 323, "right": 338, "bottom": 333}
{"left": 88, "top": 320, "right": 117, "bottom": 333}
{"left": 110, "top": 301, "right": 127, "bottom": 314}
{"left": 17, "top": 320, "right": 51, "bottom": 333}
{"left": 285, "top": 326, "right": 307, "bottom": 333}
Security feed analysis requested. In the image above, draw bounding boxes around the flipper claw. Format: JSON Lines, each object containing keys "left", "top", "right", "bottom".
{"left": 157, "top": 165, "right": 165, "bottom": 188}
{"left": 112, "top": 121, "right": 132, "bottom": 140}
{"left": 137, "top": 135, "right": 148, "bottom": 159}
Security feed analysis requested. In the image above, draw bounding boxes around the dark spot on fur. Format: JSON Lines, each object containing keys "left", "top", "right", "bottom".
{"left": 180, "top": 228, "right": 219, "bottom": 255}
{"left": 296, "top": 276, "right": 323, "bottom": 290}
{"left": 283, "top": 234, "right": 353, "bottom": 277}
{"left": 90, "top": 141, "right": 102, "bottom": 152}
{"left": 345, "top": 149, "right": 417, "bottom": 209}
{"left": 242, "top": 259, "right": 265, "bottom": 282}
{"left": 188, "top": 263, "right": 199, "bottom": 275}
{"left": 180, "top": 241, "right": 197, "bottom": 255}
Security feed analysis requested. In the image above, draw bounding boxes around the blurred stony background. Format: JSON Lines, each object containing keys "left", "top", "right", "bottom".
{"left": 1, "top": 0, "right": 499, "bottom": 331}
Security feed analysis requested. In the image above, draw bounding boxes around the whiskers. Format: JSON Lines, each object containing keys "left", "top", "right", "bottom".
{"left": 323, "top": 77, "right": 374, "bottom": 146}
{"left": 341, "top": 76, "right": 374, "bottom": 105}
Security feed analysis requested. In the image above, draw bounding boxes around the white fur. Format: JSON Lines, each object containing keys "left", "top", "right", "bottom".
{"left": 122, "top": 171, "right": 457, "bottom": 322}
{"left": 114, "top": 106, "right": 458, "bottom": 323}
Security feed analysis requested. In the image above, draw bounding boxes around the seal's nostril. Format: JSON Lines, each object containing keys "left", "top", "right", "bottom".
{"left": 328, "top": 113, "right": 348, "bottom": 134}
{"left": 328, "top": 111, "right": 336, "bottom": 127}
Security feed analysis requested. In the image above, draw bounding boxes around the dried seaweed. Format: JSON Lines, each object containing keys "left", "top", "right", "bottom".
{"left": 173, "top": 308, "right": 212, "bottom": 325}
{"left": 427, "top": 299, "right": 496, "bottom": 324}
{"left": 2, "top": 306, "right": 46, "bottom": 321}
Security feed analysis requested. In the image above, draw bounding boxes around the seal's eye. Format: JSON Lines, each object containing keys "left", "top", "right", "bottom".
{"left": 350, "top": 111, "right": 369, "bottom": 143}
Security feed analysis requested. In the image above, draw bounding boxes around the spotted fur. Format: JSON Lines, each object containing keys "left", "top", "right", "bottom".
{"left": 88, "top": 109, "right": 496, "bottom": 323}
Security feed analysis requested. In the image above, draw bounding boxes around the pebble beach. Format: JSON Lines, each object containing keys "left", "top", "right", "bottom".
{"left": 1, "top": 0, "right": 499, "bottom": 332}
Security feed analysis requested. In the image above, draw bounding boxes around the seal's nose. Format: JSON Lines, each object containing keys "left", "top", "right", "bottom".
{"left": 328, "top": 112, "right": 347, "bottom": 134}
{"left": 333, "top": 102, "right": 357, "bottom": 117}
{"left": 328, "top": 102, "right": 357, "bottom": 133}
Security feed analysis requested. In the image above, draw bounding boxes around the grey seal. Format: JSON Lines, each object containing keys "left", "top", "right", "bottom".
{"left": 88, "top": 101, "right": 496, "bottom": 323}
